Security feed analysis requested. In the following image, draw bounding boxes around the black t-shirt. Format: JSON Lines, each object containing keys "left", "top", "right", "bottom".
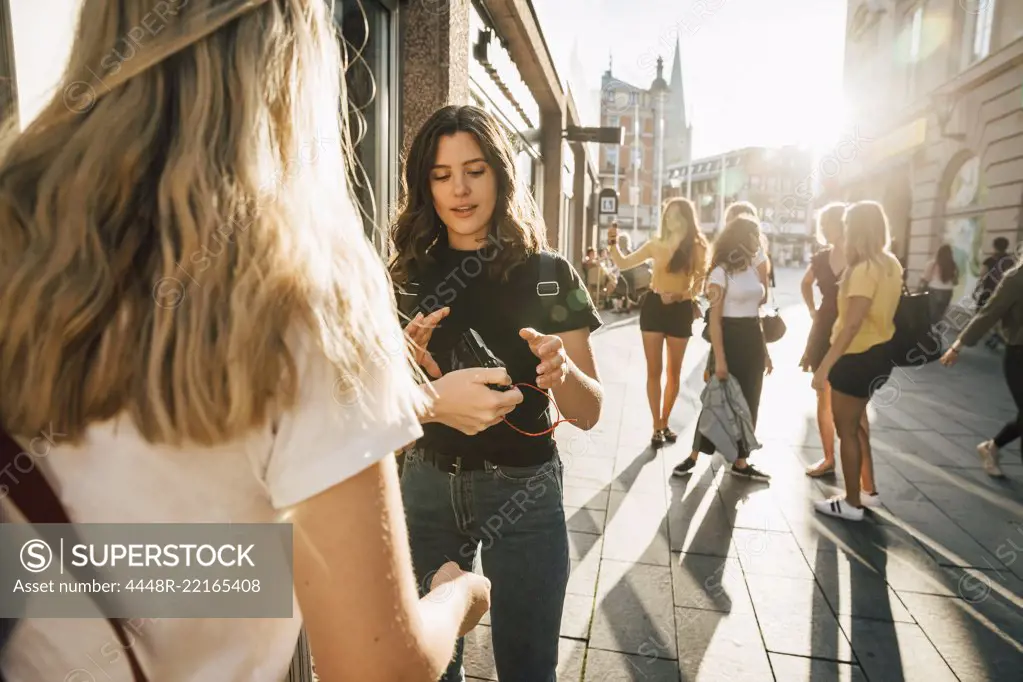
{"left": 403, "top": 246, "right": 602, "bottom": 465}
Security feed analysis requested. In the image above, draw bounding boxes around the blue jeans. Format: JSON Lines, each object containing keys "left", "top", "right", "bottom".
{"left": 400, "top": 445, "right": 570, "bottom": 682}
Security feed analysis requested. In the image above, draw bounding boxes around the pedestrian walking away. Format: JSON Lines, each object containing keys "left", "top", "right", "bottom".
{"left": 941, "top": 252, "right": 1023, "bottom": 478}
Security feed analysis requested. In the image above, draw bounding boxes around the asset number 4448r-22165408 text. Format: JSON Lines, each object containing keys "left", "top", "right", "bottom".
{"left": 123, "top": 578, "right": 261, "bottom": 593}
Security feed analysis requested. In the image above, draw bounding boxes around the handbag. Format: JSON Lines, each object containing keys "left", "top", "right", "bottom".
{"left": 888, "top": 284, "right": 941, "bottom": 367}
{"left": 0, "top": 426, "right": 315, "bottom": 682}
{"left": 760, "top": 283, "right": 786, "bottom": 344}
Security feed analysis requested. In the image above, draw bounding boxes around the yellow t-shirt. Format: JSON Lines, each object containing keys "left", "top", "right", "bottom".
{"left": 831, "top": 254, "right": 904, "bottom": 355}
{"left": 609, "top": 238, "right": 707, "bottom": 297}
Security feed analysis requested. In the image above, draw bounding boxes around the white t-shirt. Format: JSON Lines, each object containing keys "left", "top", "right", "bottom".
{"left": 708, "top": 265, "right": 764, "bottom": 318}
{"left": 0, "top": 330, "right": 424, "bottom": 682}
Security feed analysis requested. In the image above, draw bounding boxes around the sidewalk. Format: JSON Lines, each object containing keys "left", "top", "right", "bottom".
{"left": 464, "top": 267, "right": 1023, "bottom": 681}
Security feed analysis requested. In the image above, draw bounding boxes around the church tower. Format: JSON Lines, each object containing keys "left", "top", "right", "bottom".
{"left": 664, "top": 38, "right": 692, "bottom": 168}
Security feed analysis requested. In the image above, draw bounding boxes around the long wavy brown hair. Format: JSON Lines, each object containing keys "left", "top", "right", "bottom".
{"left": 710, "top": 216, "right": 762, "bottom": 274}
{"left": 935, "top": 244, "right": 959, "bottom": 285}
{"left": 660, "top": 197, "right": 709, "bottom": 275}
{"left": 0, "top": 0, "right": 423, "bottom": 445}
{"left": 389, "top": 105, "right": 547, "bottom": 286}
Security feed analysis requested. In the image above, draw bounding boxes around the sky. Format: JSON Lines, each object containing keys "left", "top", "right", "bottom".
{"left": 533, "top": 0, "right": 850, "bottom": 159}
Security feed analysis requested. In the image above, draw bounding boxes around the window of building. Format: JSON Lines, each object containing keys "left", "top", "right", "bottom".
{"left": 906, "top": 4, "right": 923, "bottom": 98}
{"left": 942, "top": 154, "right": 985, "bottom": 298}
{"left": 963, "top": 0, "right": 996, "bottom": 67}
{"left": 335, "top": 0, "right": 399, "bottom": 252}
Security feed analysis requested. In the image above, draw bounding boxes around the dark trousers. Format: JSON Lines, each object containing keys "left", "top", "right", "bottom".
{"left": 994, "top": 345, "right": 1023, "bottom": 449}
{"left": 695, "top": 317, "right": 765, "bottom": 460}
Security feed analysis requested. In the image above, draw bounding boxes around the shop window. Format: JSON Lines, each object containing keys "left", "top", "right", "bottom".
{"left": 941, "top": 154, "right": 985, "bottom": 300}
{"left": 335, "top": 0, "right": 398, "bottom": 252}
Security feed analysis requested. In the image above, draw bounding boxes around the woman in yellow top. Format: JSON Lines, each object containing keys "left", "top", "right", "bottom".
{"left": 811, "top": 201, "right": 904, "bottom": 521}
{"left": 608, "top": 197, "right": 709, "bottom": 446}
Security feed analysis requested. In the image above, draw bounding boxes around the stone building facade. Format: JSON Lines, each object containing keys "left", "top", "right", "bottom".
{"left": 830, "top": 0, "right": 1023, "bottom": 300}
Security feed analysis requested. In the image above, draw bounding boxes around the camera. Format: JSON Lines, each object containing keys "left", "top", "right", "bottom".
{"left": 451, "top": 329, "right": 511, "bottom": 392}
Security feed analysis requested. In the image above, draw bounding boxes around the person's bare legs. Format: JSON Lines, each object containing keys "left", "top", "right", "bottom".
{"left": 661, "top": 336, "right": 689, "bottom": 429}
{"left": 831, "top": 389, "right": 870, "bottom": 507}
{"left": 807, "top": 382, "right": 837, "bottom": 476}
{"left": 858, "top": 411, "right": 876, "bottom": 495}
{"left": 642, "top": 332, "right": 666, "bottom": 431}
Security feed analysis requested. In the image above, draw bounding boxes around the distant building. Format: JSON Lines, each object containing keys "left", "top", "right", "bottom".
{"left": 598, "top": 39, "right": 692, "bottom": 233}
{"left": 665, "top": 146, "right": 816, "bottom": 264}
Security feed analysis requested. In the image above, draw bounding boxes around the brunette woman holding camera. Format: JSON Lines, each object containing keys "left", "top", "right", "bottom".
{"left": 389, "top": 105, "right": 603, "bottom": 682}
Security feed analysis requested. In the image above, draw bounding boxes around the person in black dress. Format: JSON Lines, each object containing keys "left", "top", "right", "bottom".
{"left": 800, "top": 203, "right": 845, "bottom": 477}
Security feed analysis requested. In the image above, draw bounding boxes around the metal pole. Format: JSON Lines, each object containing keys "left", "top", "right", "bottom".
{"left": 716, "top": 151, "right": 726, "bottom": 230}
{"left": 632, "top": 95, "right": 639, "bottom": 243}
{"left": 655, "top": 91, "right": 665, "bottom": 223}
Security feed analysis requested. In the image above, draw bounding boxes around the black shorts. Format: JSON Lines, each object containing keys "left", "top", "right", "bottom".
{"left": 639, "top": 293, "right": 694, "bottom": 338}
{"left": 829, "top": 341, "right": 893, "bottom": 399}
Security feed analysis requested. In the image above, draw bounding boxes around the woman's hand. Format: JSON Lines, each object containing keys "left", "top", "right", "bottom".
{"left": 520, "top": 328, "right": 571, "bottom": 390}
{"left": 714, "top": 361, "right": 729, "bottom": 381}
{"left": 427, "top": 561, "right": 492, "bottom": 637}
{"left": 764, "top": 354, "right": 774, "bottom": 376}
{"left": 405, "top": 307, "right": 450, "bottom": 378}
{"left": 427, "top": 368, "right": 524, "bottom": 435}
{"left": 811, "top": 368, "right": 828, "bottom": 392}
{"left": 940, "top": 347, "right": 960, "bottom": 367}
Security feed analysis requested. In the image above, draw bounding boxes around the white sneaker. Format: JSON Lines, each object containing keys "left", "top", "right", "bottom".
{"left": 814, "top": 497, "right": 865, "bottom": 522}
{"left": 861, "top": 492, "right": 882, "bottom": 508}
{"left": 977, "top": 441, "right": 1005, "bottom": 478}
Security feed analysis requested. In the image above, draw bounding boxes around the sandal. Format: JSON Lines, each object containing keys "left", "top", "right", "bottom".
{"left": 661, "top": 427, "right": 678, "bottom": 443}
{"left": 805, "top": 459, "right": 835, "bottom": 478}
{"left": 651, "top": 430, "right": 666, "bottom": 447}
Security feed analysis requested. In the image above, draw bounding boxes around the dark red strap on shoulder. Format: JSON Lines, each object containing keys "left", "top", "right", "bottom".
{"left": 0, "top": 428, "right": 147, "bottom": 682}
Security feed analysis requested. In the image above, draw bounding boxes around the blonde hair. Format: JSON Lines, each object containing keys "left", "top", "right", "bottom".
{"left": 0, "top": 0, "right": 422, "bottom": 445}
{"left": 816, "top": 202, "right": 846, "bottom": 246}
{"left": 841, "top": 201, "right": 897, "bottom": 286}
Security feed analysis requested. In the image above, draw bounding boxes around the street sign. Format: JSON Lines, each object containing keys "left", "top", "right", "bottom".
{"left": 598, "top": 188, "right": 618, "bottom": 216}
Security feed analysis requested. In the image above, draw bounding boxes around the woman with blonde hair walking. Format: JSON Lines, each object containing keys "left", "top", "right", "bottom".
{"left": 609, "top": 198, "right": 709, "bottom": 446}
{"left": 812, "top": 202, "right": 903, "bottom": 521}
{"left": 0, "top": 2, "right": 512, "bottom": 679}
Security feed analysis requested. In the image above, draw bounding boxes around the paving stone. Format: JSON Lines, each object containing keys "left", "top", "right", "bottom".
{"left": 813, "top": 551, "right": 916, "bottom": 623}
{"left": 562, "top": 455, "right": 616, "bottom": 489}
{"left": 600, "top": 490, "right": 671, "bottom": 566}
{"left": 558, "top": 637, "right": 586, "bottom": 682}
{"left": 844, "top": 618, "right": 958, "bottom": 682}
{"left": 666, "top": 477, "right": 737, "bottom": 557}
{"left": 561, "top": 484, "right": 611, "bottom": 511}
{"left": 568, "top": 554, "right": 601, "bottom": 598}
{"left": 611, "top": 451, "right": 672, "bottom": 493}
{"left": 898, "top": 591, "right": 1023, "bottom": 681}
{"left": 670, "top": 552, "right": 753, "bottom": 614}
{"left": 463, "top": 624, "right": 497, "bottom": 680}
{"left": 564, "top": 506, "right": 606, "bottom": 535}
{"left": 581, "top": 648, "right": 681, "bottom": 681}
{"left": 719, "top": 485, "right": 793, "bottom": 533}
{"left": 746, "top": 573, "right": 854, "bottom": 662}
{"left": 590, "top": 560, "right": 677, "bottom": 659}
{"left": 568, "top": 529, "right": 602, "bottom": 561}
{"left": 879, "top": 500, "right": 1004, "bottom": 569}
{"left": 561, "top": 593, "right": 595, "bottom": 639}
{"left": 733, "top": 528, "right": 814, "bottom": 580}
{"left": 768, "top": 653, "right": 868, "bottom": 681}
{"left": 673, "top": 607, "right": 773, "bottom": 680}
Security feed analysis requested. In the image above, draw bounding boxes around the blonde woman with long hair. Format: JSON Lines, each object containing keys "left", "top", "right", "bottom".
{"left": 812, "top": 202, "right": 904, "bottom": 521}
{"left": 608, "top": 198, "right": 709, "bottom": 446}
{"left": 0, "top": 2, "right": 518, "bottom": 680}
